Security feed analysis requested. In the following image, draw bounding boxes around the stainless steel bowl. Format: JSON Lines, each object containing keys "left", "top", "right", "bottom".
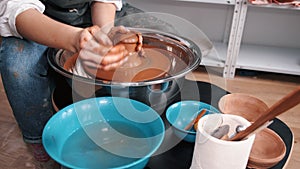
{"left": 47, "top": 28, "right": 201, "bottom": 112}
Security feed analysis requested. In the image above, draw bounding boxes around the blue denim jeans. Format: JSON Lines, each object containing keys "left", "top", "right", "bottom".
{"left": 0, "top": 37, "right": 55, "bottom": 143}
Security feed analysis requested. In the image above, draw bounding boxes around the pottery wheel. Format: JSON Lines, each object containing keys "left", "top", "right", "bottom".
{"left": 95, "top": 48, "right": 171, "bottom": 82}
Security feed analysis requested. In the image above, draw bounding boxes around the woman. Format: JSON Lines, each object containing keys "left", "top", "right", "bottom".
{"left": 0, "top": 0, "right": 134, "bottom": 163}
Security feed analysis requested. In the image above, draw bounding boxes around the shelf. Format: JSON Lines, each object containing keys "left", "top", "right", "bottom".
{"left": 200, "top": 42, "right": 227, "bottom": 68}
{"left": 126, "top": 0, "right": 300, "bottom": 77}
{"left": 248, "top": 3, "right": 300, "bottom": 11}
{"left": 237, "top": 44, "right": 300, "bottom": 75}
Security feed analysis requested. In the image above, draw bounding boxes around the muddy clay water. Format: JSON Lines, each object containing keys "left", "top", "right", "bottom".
{"left": 64, "top": 47, "right": 188, "bottom": 82}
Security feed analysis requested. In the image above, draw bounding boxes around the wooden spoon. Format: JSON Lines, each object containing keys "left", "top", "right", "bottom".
{"left": 184, "top": 109, "right": 207, "bottom": 131}
{"left": 230, "top": 86, "right": 300, "bottom": 141}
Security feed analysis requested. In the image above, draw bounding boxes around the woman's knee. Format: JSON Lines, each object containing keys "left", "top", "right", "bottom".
{"left": 0, "top": 37, "right": 48, "bottom": 78}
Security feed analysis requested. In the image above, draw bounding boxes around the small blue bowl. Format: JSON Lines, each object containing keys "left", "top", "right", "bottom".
{"left": 166, "top": 100, "right": 220, "bottom": 142}
{"left": 43, "top": 97, "right": 165, "bottom": 169}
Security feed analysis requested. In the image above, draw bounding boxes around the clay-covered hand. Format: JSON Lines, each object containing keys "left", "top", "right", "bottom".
{"left": 77, "top": 25, "right": 129, "bottom": 76}
{"left": 107, "top": 26, "right": 131, "bottom": 45}
{"left": 108, "top": 26, "right": 143, "bottom": 54}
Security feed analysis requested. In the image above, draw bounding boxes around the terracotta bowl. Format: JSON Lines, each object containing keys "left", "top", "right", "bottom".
{"left": 218, "top": 93, "right": 269, "bottom": 122}
{"left": 247, "top": 128, "right": 286, "bottom": 168}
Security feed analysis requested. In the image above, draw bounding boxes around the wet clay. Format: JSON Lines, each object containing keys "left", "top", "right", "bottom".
{"left": 63, "top": 52, "right": 78, "bottom": 71}
{"left": 64, "top": 31, "right": 175, "bottom": 82}
{"left": 112, "top": 31, "right": 143, "bottom": 55}
{"left": 63, "top": 47, "right": 172, "bottom": 82}
{"left": 94, "top": 48, "right": 171, "bottom": 82}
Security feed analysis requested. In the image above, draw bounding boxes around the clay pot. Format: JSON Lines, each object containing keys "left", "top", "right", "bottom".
{"left": 66, "top": 30, "right": 171, "bottom": 82}
{"left": 247, "top": 128, "right": 286, "bottom": 168}
{"left": 112, "top": 31, "right": 143, "bottom": 54}
{"left": 218, "top": 93, "right": 269, "bottom": 122}
{"left": 85, "top": 47, "right": 171, "bottom": 82}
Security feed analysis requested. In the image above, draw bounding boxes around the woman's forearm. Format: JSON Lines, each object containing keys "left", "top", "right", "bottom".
{"left": 16, "top": 8, "right": 83, "bottom": 53}
{"left": 91, "top": 2, "right": 117, "bottom": 33}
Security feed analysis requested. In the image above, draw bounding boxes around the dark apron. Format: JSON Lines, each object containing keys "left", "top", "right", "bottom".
{"left": 39, "top": 0, "right": 177, "bottom": 41}
{"left": 40, "top": 0, "right": 152, "bottom": 30}
{"left": 40, "top": 0, "right": 93, "bottom": 27}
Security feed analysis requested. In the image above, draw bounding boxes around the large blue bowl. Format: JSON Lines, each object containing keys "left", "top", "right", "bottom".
{"left": 166, "top": 100, "right": 220, "bottom": 142}
{"left": 42, "top": 97, "right": 165, "bottom": 169}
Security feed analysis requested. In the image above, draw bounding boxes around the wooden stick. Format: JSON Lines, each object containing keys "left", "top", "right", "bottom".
{"left": 184, "top": 109, "right": 207, "bottom": 131}
{"left": 241, "top": 120, "right": 273, "bottom": 140}
{"left": 230, "top": 86, "right": 300, "bottom": 141}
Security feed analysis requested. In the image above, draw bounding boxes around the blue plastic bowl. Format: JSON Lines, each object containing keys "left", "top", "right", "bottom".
{"left": 42, "top": 97, "right": 165, "bottom": 169}
{"left": 166, "top": 100, "right": 220, "bottom": 142}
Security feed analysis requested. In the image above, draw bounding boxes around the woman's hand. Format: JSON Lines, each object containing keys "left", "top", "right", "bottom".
{"left": 77, "top": 25, "right": 129, "bottom": 72}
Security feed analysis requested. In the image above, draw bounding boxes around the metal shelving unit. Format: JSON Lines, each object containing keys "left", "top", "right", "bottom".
{"left": 126, "top": 0, "right": 237, "bottom": 77}
{"left": 233, "top": 0, "right": 300, "bottom": 77}
{"left": 126, "top": 0, "right": 300, "bottom": 78}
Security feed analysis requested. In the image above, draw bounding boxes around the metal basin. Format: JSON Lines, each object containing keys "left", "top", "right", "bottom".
{"left": 47, "top": 28, "right": 202, "bottom": 112}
